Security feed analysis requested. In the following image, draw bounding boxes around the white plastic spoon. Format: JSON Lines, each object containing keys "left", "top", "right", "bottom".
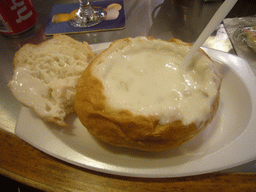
{"left": 182, "top": 0, "right": 238, "bottom": 70}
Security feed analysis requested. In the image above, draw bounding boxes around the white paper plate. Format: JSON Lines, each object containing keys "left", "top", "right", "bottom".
{"left": 15, "top": 43, "right": 256, "bottom": 178}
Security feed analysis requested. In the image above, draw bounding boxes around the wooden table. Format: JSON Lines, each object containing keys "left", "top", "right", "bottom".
{"left": 1, "top": 129, "right": 256, "bottom": 191}
{"left": 1, "top": 0, "right": 256, "bottom": 191}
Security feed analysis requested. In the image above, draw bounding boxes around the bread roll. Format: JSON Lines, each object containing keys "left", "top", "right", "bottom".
{"left": 8, "top": 35, "right": 96, "bottom": 126}
{"left": 75, "top": 37, "right": 221, "bottom": 151}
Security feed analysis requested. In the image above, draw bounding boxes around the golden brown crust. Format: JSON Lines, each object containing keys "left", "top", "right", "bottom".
{"left": 75, "top": 37, "right": 221, "bottom": 151}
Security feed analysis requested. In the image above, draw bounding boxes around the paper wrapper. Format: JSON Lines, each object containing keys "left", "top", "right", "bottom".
{"left": 223, "top": 15, "right": 256, "bottom": 74}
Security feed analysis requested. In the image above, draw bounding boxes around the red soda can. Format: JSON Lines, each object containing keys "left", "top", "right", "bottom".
{"left": 0, "top": 0, "right": 38, "bottom": 35}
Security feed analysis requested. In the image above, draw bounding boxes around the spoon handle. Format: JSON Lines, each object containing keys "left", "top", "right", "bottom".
{"left": 183, "top": 0, "right": 238, "bottom": 70}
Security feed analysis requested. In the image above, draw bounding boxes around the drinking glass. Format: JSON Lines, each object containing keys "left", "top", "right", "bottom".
{"left": 70, "top": 0, "right": 106, "bottom": 27}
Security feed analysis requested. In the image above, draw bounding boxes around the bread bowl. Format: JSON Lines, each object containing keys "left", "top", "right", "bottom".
{"left": 75, "top": 37, "right": 221, "bottom": 151}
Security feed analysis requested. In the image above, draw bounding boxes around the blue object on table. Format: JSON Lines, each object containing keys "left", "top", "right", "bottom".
{"left": 45, "top": 0, "right": 125, "bottom": 35}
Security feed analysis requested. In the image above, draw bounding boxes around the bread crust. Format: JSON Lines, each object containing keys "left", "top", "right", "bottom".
{"left": 75, "top": 37, "right": 221, "bottom": 151}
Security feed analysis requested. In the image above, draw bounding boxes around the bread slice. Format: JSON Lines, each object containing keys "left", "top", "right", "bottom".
{"left": 8, "top": 34, "right": 96, "bottom": 126}
{"left": 75, "top": 37, "right": 221, "bottom": 151}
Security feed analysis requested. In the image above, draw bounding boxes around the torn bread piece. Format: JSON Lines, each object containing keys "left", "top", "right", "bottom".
{"left": 8, "top": 35, "right": 96, "bottom": 126}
